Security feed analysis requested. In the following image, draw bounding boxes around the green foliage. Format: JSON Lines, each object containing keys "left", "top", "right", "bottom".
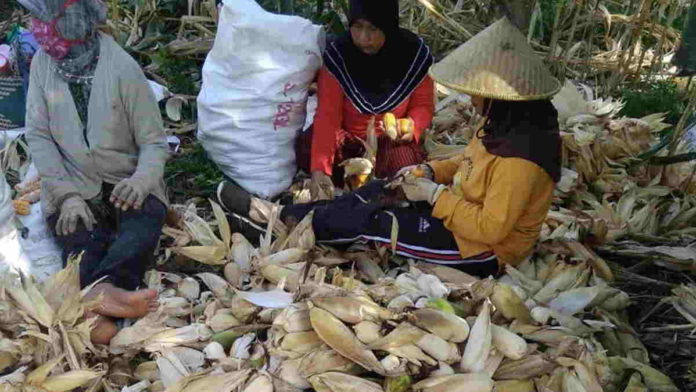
{"left": 536, "top": 0, "right": 566, "bottom": 42}
{"left": 258, "top": 0, "right": 347, "bottom": 34}
{"left": 165, "top": 142, "right": 224, "bottom": 201}
{"left": 149, "top": 48, "right": 200, "bottom": 95}
{"left": 619, "top": 80, "right": 686, "bottom": 125}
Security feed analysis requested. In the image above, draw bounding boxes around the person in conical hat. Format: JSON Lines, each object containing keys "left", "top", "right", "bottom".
{"left": 222, "top": 17, "right": 561, "bottom": 276}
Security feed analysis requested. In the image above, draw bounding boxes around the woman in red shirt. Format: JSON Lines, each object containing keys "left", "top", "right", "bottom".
{"left": 298, "top": 0, "right": 435, "bottom": 200}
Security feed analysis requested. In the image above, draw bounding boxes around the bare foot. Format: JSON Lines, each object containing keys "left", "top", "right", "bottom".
{"left": 86, "top": 283, "right": 158, "bottom": 319}
{"left": 88, "top": 312, "right": 119, "bottom": 345}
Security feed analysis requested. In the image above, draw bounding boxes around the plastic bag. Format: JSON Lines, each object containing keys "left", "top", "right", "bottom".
{"left": 197, "top": 0, "right": 324, "bottom": 199}
{"left": 0, "top": 170, "right": 32, "bottom": 278}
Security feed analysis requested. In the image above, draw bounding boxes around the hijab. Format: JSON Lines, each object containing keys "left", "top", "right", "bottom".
{"left": 323, "top": 0, "right": 434, "bottom": 115}
{"left": 479, "top": 99, "right": 562, "bottom": 182}
{"left": 19, "top": 0, "right": 107, "bottom": 84}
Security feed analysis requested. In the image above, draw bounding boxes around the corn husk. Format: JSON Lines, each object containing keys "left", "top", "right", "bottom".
{"left": 412, "top": 373, "right": 494, "bottom": 392}
{"left": 491, "top": 325, "right": 527, "bottom": 360}
{"left": 310, "top": 372, "right": 384, "bottom": 392}
{"left": 309, "top": 303, "right": 386, "bottom": 375}
{"left": 494, "top": 379, "right": 536, "bottom": 392}
{"left": 494, "top": 355, "right": 557, "bottom": 380}
{"left": 461, "top": 301, "right": 492, "bottom": 372}
{"left": 354, "top": 321, "right": 383, "bottom": 344}
{"left": 491, "top": 284, "right": 533, "bottom": 324}
{"left": 41, "top": 370, "right": 102, "bottom": 392}
{"left": 312, "top": 296, "right": 394, "bottom": 324}
{"left": 410, "top": 308, "right": 470, "bottom": 343}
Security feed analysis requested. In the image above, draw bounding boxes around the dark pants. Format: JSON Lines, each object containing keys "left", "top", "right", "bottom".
{"left": 281, "top": 181, "right": 499, "bottom": 277}
{"left": 48, "top": 187, "right": 166, "bottom": 290}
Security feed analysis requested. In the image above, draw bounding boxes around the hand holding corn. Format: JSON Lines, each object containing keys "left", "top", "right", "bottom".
{"left": 394, "top": 164, "right": 434, "bottom": 181}
{"left": 399, "top": 175, "right": 445, "bottom": 205}
{"left": 383, "top": 113, "right": 416, "bottom": 143}
{"left": 310, "top": 171, "right": 335, "bottom": 201}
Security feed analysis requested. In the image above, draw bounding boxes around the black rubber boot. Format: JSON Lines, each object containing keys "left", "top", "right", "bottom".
{"left": 216, "top": 180, "right": 252, "bottom": 218}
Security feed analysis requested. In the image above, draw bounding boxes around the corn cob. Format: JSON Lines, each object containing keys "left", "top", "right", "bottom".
{"left": 494, "top": 355, "right": 557, "bottom": 380}
{"left": 494, "top": 379, "right": 536, "bottom": 392}
{"left": 41, "top": 370, "right": 102, "bottom": 392}
{"left": 280, "top": 331, "right": 325, "bottom": 354}
{"left": 412, "top": 373, "right": 494, "bottom": 392}
{"left": 411, "top": 308, "right": 470, "bottom": 343}
{"left": 12, "top": 199, "right": 30, "bottom": 216}
{"left": 310, "top": 372, "right": 384, "bottom": 392}
{"left": 354, "top": 321, "right": 383, "bottom": 344}
{"left": 242, "top": 373, "right": 273, "bottom": 392}
{"left": 384, "top": 113, "right": 398, "bottom": 140}
{"left": 176, "top": 277, "right": 200, "bottom": 300}
{"left": 308, "top": 302, "right": 386, "bottom": 375}
{"left": 491, "top": 284, "right": 533, "bottom": 324}
{"left": 491, "top": 325, "right": 527, "bottom": 360}
{"left": 209, "top": 310, "right": 242, "bottom": 333}
{"left": 312, "top": 296, "right": 393, "bottom": 324}
{"left": 297, "top": 349, "right": 357, "bottom": 377}
{"left": 415, "top": 333, "right": 459, "bottom": 363}
{"left": 398, "top": 118, "right": 415, "bottom": 140}
{"left": 461, "top": 301, "right": 492, "bottom": 372}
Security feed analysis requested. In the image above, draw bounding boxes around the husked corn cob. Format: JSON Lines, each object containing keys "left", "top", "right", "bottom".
{"left": 398, "top": 118, "right": 415, "bottom": 138}
{"left": 384, "top": 113, "right": 398, "bottom": 140}
{"left": 12, "top": 199, "right": 30, "bottom": 216}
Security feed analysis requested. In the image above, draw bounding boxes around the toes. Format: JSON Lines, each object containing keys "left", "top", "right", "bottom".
{"left": 144, "top": 289, "right": 158, "bottom": 300}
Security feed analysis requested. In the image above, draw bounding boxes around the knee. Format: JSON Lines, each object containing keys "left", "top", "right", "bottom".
{"left": 57, "top": 226, "right": 99, "bottom": 248}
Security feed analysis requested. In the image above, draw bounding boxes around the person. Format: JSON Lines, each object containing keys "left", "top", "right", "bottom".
{"left": 295, "top": 0, "right": 435, "bottom": 200}
{"left": 20, "top": 0, "right": 169, "bottom": 344}
{"left": 222, "top": 17, "right": 562, "bottom": 276}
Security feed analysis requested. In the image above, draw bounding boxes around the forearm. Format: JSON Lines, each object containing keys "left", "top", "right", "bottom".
{"left": 25, "top": 130, "right": 81, "bottom": 205}
{"left": 428, "top": 155, "right": 465, "bottom": 184}
{"left": 432, "top": 190, "right": 510, "bottom": 245}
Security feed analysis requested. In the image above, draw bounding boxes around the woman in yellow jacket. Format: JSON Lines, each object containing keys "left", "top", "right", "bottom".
{"left": 224, "top": 18, "right": 561, "bottom": 276}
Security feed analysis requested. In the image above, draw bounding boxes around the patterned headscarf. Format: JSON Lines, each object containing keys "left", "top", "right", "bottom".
{"left": 18, "top": 0, "right": 107, "bottom": 84}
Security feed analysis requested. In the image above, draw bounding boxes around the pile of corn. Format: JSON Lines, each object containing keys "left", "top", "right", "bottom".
{"left": 0, "top": 196, "right": 682, "bottom": 392}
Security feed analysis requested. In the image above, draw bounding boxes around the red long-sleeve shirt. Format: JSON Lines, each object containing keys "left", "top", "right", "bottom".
{"left": 310, "top": 67, "right": 435, "bottom": 175}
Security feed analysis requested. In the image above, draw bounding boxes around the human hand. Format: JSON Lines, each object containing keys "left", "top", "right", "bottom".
{"left": 310, "top": 171, "right": 335, "bottom": 201}
{"left": 56, "top": 196, "right": 96, "bottom": 236}
{"left": 394, "top": 164, "right": 434, "bottom": 181}
{"left": 110, "top": 177, "right": 148, "bottom": 211}
{"left": 400, "top": 176, "right": 445, "bottom": 205}
{"left": 396, "top": 118, "right": 415, "bottom": 143}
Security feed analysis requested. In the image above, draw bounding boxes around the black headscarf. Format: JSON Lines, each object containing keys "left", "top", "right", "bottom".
{"left": 479, "top": 99, "right": 562, "bottom": 182}
{"left": 323, "top": 0, "right": 434, "bottom": 115}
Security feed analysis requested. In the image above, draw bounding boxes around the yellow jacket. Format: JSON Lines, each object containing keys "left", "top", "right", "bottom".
{"left": 429, "top": 136, "right": 554, "bottom": 266}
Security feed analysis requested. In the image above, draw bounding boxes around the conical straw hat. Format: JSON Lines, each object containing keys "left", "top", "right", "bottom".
{"left": 429, "top": 17, "right": 562, "bottom": 101}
